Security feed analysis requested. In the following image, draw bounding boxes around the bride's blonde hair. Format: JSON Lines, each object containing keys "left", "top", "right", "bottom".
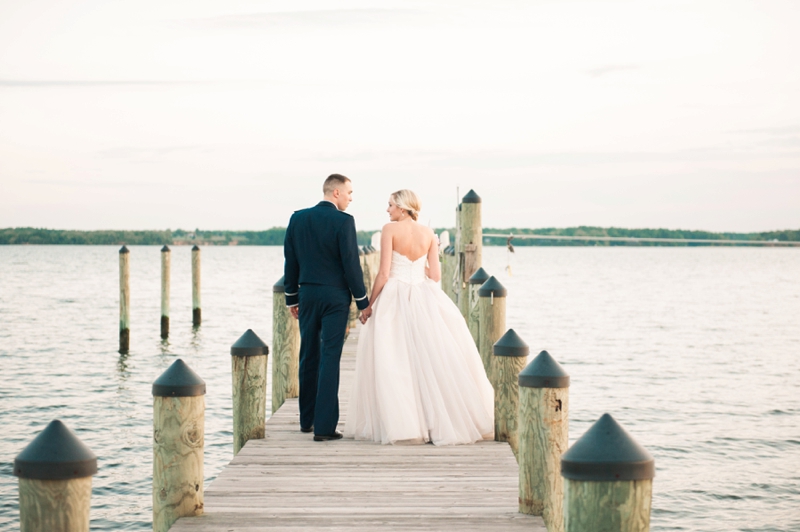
{"left": 391, "top": 189, "right": 421, "bottom": 221}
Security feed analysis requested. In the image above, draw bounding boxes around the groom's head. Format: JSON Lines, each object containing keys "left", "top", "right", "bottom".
{"left": 323, "top": 174, "right": 353, "bottom": 211}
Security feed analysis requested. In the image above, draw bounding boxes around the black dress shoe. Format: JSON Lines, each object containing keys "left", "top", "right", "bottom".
{"left": 300, "top": 426, "right": 313, "bottom": 433}
{"left": 313, "top": 431, "right": 343, "bottom": 442}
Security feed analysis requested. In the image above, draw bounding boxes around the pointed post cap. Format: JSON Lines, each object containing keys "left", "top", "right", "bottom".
{"left": 152, "top": 359, "right": 206, "bottom": 397}
{"left": 192, "top": 245, "right": 200, "bottom": 251}
{"left": 519, "top": 350, "right": 570, "bottom": 388}
{"left": 119, "top": 245, "right": 129, "bottom": 254}
{"left": 462, "top": 189, "right": 482, "bottom": 203}
{"left": 231, "top": 329, "right": 269, "bottom": 357}
{"left": 273, "top": 275, "right": 286, "bottom": 293}
{"left": 14, "top": 420, "right": 98, "bottom": 480}
{"left": 468, "top": 267, "right": 490, "bottom": 285}
{"left": 368, "top": 245, "right": 376, "bottom": 253}
{"left": 561, "top": 413, "right": 655, "bottom": 481}
{"left": 161, "top": 245, "right": 170, "bottom": 252}
{"left": 359, "top": 247, "right": 366, "bottom": 256}
{"left": 478, "top": 276, "right": 507, "bottom": 297}
{"left": 493, "top": 329, "right": 529, "bottom": 357}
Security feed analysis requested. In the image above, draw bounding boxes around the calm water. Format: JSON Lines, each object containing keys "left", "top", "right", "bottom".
{"left": 0, "top": 246, "right": 798, "bottom": 531}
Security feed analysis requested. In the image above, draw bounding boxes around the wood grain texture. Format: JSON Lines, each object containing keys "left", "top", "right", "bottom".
{"left": 361, "top": 252, "right": 373, "bottom": 297}
{"left": 441, "top": 253, "right": 458, "bottom": 304}
{"left": 518, "top": 387, "right": 569, "bottom": 532}
{"left": 170, "top": 327, "right": 545, "bottom": 532}
{"left": 490, "top": 355, "right": 526, "bottom": 454}
{"left": 119, "top": 250, "right": 130, "bottom": 351}
{"left": 154, "top": 396, "right": 204, "bottom": 532}
{"left": 460, "top": 202, "right": 482, "bottom": 281}
{"left": 232, "top": 354, "right": 268, "bottom": 455}
{"left": 191, "top": 247, "right": 201, "bottom": 325}
{"left": 272, "top": 294, "right": 300, "bottom": 414}
{"left": 564, "top": 478, "right": 652, "bottom": 532}
{"left": 468, "top": 284, "right": 481, "bottom": 347}
{"left": 18, "top": 477, "right": 92, "bottom": 532}
{"left": 478, "top": 296, "right": 506, "bottom": 378}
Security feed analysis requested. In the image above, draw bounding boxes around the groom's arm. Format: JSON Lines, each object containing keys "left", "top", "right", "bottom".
{"left": 338, "top": 215, "right": 369, "bottom": 310}
{"left": 283, "top": 217, "right": 300, "bottom": 309}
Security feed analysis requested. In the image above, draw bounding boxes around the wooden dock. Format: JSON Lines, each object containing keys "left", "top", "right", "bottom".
{"left": 171, "top": 327, "right": 545, "bottom": 531}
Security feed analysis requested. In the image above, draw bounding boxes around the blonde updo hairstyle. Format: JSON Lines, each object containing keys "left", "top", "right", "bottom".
{"left": 391, "top": 189, "right": 421, "bottom": 221}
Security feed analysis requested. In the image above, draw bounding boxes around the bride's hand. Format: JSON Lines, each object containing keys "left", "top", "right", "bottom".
{"left": 359, "top": 307, "right": 373, "bottom": 324}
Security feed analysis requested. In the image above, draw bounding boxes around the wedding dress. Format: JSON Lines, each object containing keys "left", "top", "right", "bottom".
{"left": 344, "top": 250, "right": 495, "bottom": 445}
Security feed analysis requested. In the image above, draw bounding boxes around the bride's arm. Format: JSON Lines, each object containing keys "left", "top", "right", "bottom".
{"left": 367, "top": 227, "right": 394, "bottom": 307}
{"left": 425, "top": 232, "right": 441, "bottom": 282}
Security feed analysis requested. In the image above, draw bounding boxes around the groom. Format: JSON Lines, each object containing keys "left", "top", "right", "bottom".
{"left": 283, "top": 174, "right": 370, "bottom": 441}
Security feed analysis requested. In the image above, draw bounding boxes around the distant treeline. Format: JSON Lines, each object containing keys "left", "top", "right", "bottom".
{"left": 480, "top": 227, "right": 800, "bottom": 246}
{"left": 1, "top": 226, "right": 798, "bottom": 246}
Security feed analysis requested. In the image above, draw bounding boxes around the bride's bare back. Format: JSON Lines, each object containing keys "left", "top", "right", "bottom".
{"left": 387, "top": 220, "right": 435, "bottom": 262}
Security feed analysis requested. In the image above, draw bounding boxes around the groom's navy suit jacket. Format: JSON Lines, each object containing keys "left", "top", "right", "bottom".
{"left": 284, "top": 200, "right": 368, "bottom": 434}
{"left": 283, "top": 201, "right": 369, "bottom": 310}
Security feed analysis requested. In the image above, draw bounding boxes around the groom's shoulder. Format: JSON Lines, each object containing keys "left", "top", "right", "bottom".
{"left": 291, "top": 204, "right": 352, "bottom": 223}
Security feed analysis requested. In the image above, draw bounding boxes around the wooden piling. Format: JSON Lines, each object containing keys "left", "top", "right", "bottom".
{"left": 457, "top": 190, "right": 482, "bottom": 319}
{"left": 441, "top": 246, "right": 457, "bottom": 304}
{"left": 369, "top": 245, "right": 380, "bottom": 287}
{"left": 119, "top": 245, "right": 130, "bottom": 353}
{"left": 467, "top": 267, "right": 490, "bottom": 346}
{"left": 191, "top": 245, "right": 201, "bottom": 326}
{"left": 160, "top": 245, "right": 170, "bottom": 339}
{"left": 152, "top": 359, "right": 206, "bottom": 532}
{"left": 490, "top": 329, "right": 528, "bottom": 454}
{"left": 477, "top": 276, "right": 507, "bottom": 377}
{"left": 347, "top": 248, "right": 366, "bottom": 334}
{"left": 272, "top": 277, "right": 300, "bottom": 414}
{"left": 562, "top": 414, "right": 655, "bottom": 532}
{"left": 14, "top": 420, "right": 98, "bottom": 532}
{"left": 231, "top": 329, "right": 269, "bottom": 455}
{"left": 460, "top": 189, "right": 483, "bottom": 281}
{"left": 361, "top": 247, "right": 373, "bottom": 298}
{"left": 518, "top": 350, "right": 570, "bottom": 532}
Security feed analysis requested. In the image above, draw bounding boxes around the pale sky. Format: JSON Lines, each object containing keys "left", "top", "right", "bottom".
{"left": 1, "top": 0, "right": 798, "bottom": 232}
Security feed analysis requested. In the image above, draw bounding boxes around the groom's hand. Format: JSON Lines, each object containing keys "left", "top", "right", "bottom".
{"left": 359, "top": 307, "right": 372, "bottom": 324}
{"left": 290, "top": 306, "right": 299, "bottom": 319}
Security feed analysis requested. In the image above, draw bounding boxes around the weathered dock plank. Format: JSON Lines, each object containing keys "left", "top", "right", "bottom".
{"left": 171, "top": 328, "right": 545, "bottom": 531}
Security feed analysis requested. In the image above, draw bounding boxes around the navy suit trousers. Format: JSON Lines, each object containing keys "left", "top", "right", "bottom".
{"left": 297, "top": 284, "right": 351, "bottom": 436}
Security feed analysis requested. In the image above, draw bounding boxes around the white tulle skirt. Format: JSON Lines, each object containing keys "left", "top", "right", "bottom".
{"left": 344, "top": 277, "right": 495, "bottom": 445}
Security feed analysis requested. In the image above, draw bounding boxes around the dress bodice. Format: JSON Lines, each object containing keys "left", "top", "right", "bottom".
{"left": 389, "top": 251, "right": 427, "bottom": 285}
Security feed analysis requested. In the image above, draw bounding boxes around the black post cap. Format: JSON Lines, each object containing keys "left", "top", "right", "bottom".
{"left": 273, "top": 275, "right": 286, "bottom": 293}
{"left": 152, "top": 359, "right": 206, "bottom": 397}
{"left": 119, "top": 245, "right": 129, "bottom": 254}
{"left": 493, "top": 329, "right": 529, "bottom": 357}
{"left": 14, "top": 420, "right": 97, "bottom": 480}
{"left": 468, "top": 267, "right": 490, "bottom": 285}
{"left": 519, "top": 350, "right": 570, "bottom": 388}
{"left": 462, "top": 189, "right": 482, "bottom": 203}
{"left": 192, "top": 245, "right": 200, "bottom": 251}
{"left": 561, "top": 413, "right": 655, "bottom": 481}
{"left": 161, "top": 245, "right": 170, "bottom": 252}
{"left": 231, "top": 329, "right": 269, "bottom": 357}
{"left": 368, "top": 245, "right": 376, "bottom": 253}
{"left": 359, "top": 247, "right": 366, "bottom": 256}
{"left": 478, "top": 276, "right": 507, "bottom": 297}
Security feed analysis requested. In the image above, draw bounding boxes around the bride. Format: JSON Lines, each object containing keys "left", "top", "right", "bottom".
{"left": 344, "top": 189, "right": 494, "bottom": 445}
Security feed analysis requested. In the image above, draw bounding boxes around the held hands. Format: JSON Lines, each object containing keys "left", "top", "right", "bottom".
{"left": 359, "top": 306, "right": 373, "bottom": 324}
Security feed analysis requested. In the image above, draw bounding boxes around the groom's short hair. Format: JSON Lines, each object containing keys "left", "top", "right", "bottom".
{"left": 323, "top": 174, "right": 350, "bottom": 195}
